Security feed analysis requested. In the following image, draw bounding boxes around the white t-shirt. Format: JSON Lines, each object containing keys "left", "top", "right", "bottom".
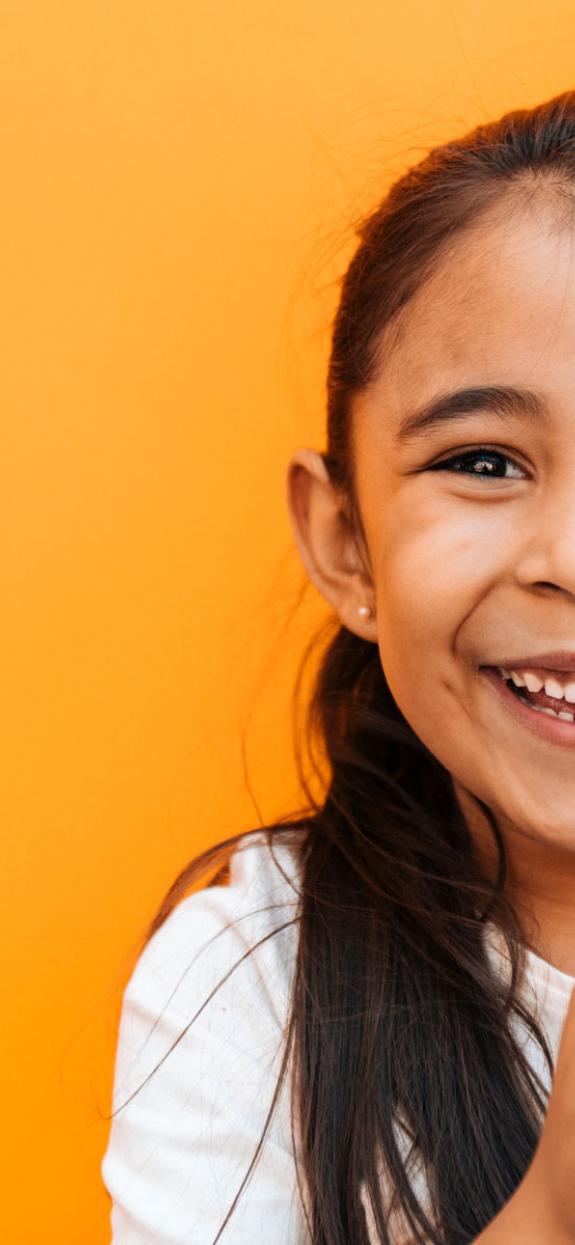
{"left": 101, "top": 830, "right": 575, "bottom": 1244}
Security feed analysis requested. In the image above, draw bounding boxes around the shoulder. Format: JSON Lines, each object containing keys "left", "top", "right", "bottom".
{"left": 101, "top": 829, "right": 308, "bottom": 1242}
{"left": 110, "top": 827, "right": 304, "bottom": 1105}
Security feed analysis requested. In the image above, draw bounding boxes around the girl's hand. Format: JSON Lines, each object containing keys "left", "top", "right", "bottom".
{"left": 474, "top": 986, "right": 575, "bottom": 1244}
{"left": 509, "top": 985, "right": 575, "bottom": 1243}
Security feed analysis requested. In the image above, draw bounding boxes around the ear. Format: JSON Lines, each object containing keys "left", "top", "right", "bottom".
{"left": 285, "top": 448, "right": 377, "bottom": 640}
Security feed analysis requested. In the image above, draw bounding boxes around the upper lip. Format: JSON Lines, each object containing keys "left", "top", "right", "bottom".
{"left": 483, "top": 651, "right": 575, "bottom": 673}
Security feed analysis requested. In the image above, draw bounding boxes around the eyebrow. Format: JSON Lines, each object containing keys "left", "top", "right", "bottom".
{"left": 395, "top": 384, "right": 546, "bottom": 443}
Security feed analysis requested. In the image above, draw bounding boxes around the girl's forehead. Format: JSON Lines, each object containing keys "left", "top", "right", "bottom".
{"left": 365, "top": 206, "right": 575, "bottom": 424}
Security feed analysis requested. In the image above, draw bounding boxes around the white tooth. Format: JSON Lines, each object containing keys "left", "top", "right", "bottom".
{"left": 564, "top": 682, "right": 575, "bottom": 704}
{"left": 530, "top": 703, "right": 574, "bottom": 721}
{"left": 510, "top": 671, "right": 526, "bottom": 688}
{"left": 544, "top": 677, "right": 564, "bottom": 699}
{"left": 523, "top": 672, "right": 544, "bottom": 693}
{"left": 498, "top": 667, "right": 512, "bottom": 680}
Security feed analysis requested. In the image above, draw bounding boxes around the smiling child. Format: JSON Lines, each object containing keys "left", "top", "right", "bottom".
{"left": 102, "top": 93, "right": 575, "bottom": 1245}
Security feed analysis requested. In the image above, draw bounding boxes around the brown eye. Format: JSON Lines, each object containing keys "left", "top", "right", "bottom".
{"left": 427, "top": 449, "right": 525, "bottom": 480}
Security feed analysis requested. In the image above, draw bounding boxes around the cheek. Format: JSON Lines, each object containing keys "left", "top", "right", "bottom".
{"left": 376, "top": 513, "right": 501, "bottom": 660}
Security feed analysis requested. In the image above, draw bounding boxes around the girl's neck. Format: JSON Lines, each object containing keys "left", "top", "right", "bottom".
{"left": 455, "top": 782, "right": 575, "bottom": 978}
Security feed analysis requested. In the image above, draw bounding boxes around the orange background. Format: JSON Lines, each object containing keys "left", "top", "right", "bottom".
{"left": 2, "top": 2, "right": 575, "bottom": 1240}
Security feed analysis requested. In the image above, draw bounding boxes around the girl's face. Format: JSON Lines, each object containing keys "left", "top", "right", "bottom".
{"left": 288, "top": 194, "right": 575, "bottom": 907}
{"left": 352, "top": 199, "right": 575, "bottom": 865}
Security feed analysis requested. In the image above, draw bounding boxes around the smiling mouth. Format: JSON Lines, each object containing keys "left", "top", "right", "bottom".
{"left": 480, "top": 666, "right": 575, "bottom": 747}
{"left": 488, "top": 667, "right": 575, "bottom": 721}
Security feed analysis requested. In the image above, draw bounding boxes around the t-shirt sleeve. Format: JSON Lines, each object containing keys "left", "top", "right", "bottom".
{"left": 100, "top": 833, "right": 309, "bottom": 1244}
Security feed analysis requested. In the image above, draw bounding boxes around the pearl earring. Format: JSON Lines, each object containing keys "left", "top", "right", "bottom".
{"left": 358, "top": 604, "right": 372, "bottom": 619}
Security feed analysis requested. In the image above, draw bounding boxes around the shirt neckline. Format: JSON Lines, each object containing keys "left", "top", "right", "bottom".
{"left": 484, "top": 918, "right": 575, "bottom": 997}
{"left": 524, "top": 940, "right": 575, "bottom": 999}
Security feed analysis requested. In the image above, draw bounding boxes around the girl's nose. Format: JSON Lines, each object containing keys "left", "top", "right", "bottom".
{"left": 513, "top": 485, "right": 575, "bottom": 601}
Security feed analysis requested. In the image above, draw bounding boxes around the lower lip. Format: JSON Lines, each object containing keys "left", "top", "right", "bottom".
{"left": 480, "top": 666, "right": 575, "bottom": 748}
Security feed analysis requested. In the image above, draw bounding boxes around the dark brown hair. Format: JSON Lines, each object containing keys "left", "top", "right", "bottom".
{"left": 124, "top": 93, "right": 575, "bottom": 1244}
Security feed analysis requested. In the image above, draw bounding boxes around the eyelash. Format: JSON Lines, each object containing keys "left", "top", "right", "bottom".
{"left": 427, "top": 446, "right": 527, "bottom": 481}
